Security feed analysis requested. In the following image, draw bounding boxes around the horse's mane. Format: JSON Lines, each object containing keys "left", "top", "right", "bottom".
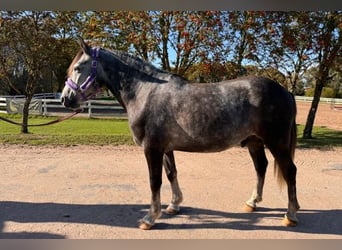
{"left": 105, "top": 49, "right": 168, "bottom": 77}
{"left": 68, "top": 45, "right": 185, "bottom": 83}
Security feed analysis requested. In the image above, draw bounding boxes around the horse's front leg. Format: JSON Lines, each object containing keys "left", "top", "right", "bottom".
{"left": 244, "top": 138, "right": 268, "bottom": 212}
{"left": 163, "top": 151, "right": 183, "bottom": 214}
{"left": 139, "top": 147, "right": 164, "bottom": 230}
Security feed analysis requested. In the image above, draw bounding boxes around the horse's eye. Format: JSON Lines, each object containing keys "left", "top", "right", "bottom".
{"left": 74, "top": 66, "right": 80, "bottom": 72}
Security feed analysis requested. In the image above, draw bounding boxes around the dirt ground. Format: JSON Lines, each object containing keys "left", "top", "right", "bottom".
{"left": 0, "top": 101, "right": 341, "bottom": 239}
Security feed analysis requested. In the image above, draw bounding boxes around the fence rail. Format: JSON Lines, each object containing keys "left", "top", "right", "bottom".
{"left": 0, "top": 97, "right": 126, "bottom": 117}
{"left": 294, "top": 96, "right": 342, "bottom": 104}
{"left": 1, "top": 95, "right": 342, "bottom": 117}
{"left": 41, "top": 99, "right": 126, "bottom": 118}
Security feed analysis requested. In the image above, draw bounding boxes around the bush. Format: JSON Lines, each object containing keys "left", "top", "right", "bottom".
{"left": 304, "top": 87, "right": 339, "bottom": 98}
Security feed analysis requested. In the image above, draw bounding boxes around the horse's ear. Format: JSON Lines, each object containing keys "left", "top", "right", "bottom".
{"left": 77, "top": 36, "right": 91, "bottom": 55}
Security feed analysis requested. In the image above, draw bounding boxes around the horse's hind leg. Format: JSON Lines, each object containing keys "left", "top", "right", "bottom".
{"left": 163, "top": 151, "right": 183, "bottom": 215}
{"left": 243, "top": 137, "right": 268, "bottom": 212}
{"left": 268, "top": 145, "right": 300, "bottom": 227}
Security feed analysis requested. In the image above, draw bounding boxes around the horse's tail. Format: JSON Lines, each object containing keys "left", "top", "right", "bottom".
{"left": 289, "top": 93, "right": 297, "bottom": 160}
{"left": 275, "top": 93, "right": 297, "bottom": 187}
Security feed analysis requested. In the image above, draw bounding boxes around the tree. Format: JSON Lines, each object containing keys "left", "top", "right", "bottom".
{"left": 164, "top": 11, "right": 224, "bottom": 76}
{"left": 92, "top": 11, "right": 225, "bottom": 77}
{"left": 50, "top": 12, "right": 82, "bottom": 92}
{"left": 303, "top": 11, "right": 342, "bottom": 139}
{"left": 185, "top": 61, "right": 233, "bottom": 83}
{"left": 0, "top": 11, "right": 61, "bottom": 133}
{"left": 254, "top": 12, "right": 316, "bottom": 94}
{"left": 0, "top": 32, "right": 23, "bottom": 94}
{"left": 222, "top": 11, "right": 267, "bottom": 79}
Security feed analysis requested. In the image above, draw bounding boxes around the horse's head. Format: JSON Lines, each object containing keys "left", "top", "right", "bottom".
{"left": 61, "top": 37, "right": 101, "bottom": 110}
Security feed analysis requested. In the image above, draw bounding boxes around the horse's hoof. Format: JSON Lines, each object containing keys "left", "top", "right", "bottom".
{"left": 139, "top": 221, "right": 153, "bottom": 230}
{"left": 165, "top": 207, "right": 179, "bottom": 215}
{"left": 165, "top": 205, "right": 179, "bottom": 215}
{"left": 244, "top": 204, "right": 256, "bottom": 212}
{"left": 282, "top": 216, "right": 298, "bottom": 227}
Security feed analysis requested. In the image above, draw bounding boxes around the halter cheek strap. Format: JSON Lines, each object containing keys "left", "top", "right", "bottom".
{"left": 66, "top": 47, "right": 100, "bottom": 100}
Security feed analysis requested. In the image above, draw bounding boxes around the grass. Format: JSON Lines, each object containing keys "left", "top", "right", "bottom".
{"left": 297, "top": 125, "right": 342, "bottom": 149}
{"left": 1, "top": 114, "right": 341, "bottom": 148}
{"left": 0, "top": 114, "right": 134, "bottom": 146}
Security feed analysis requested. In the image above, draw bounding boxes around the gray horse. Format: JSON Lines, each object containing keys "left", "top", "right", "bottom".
{"left": 61, "top": 38, "right": 300, "bottom": 230}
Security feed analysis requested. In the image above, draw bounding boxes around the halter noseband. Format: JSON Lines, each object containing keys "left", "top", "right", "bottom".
{"left": 66, "top": 47, "right": 100, "bottom": 100}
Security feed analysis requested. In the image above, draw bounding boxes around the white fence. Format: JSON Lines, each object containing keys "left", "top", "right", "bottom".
{"left": 294, "top": 96, "right": 342, "bottom": 104}
{"left": 0, "top": 97, "right": 6, "bottom": 114}
{"left": 41, "top": 99, "right": 126, "bottom": 117}
{"left": 1, "top": 95, "right": 342, "bottom": 117}
{"left": 0, "top": 97, "right": 126, "bottom": 118}
{"left": 295, "top": 96, "right": 342, "bottom": 110}
{"left": 0, "top": 93, "right": 59, "bottom": 115}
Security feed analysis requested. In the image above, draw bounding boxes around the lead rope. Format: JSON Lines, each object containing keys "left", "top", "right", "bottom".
{"left": 0, "top": 109, "right": 82, "bottom": 127}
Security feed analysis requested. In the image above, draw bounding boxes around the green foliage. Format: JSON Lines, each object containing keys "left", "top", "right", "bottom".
{"left": 304, "top": 87, "right": 341, "bottom": 98}
{"left": 1, "top": 11, "right": 341, "bottom": 93}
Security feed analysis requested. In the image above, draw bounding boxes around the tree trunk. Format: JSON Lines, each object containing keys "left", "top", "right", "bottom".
{"left": 302, "top": 79, "right": 324, "bottom": 139}
{"left": 21, "top": 94, "right": 33, "bottom": 134}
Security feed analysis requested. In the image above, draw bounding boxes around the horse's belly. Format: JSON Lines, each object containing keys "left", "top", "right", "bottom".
{"left": 169, "top": 134, "right": 243, "bottom": 153}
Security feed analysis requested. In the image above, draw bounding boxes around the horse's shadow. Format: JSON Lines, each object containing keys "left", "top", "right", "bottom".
{"left": 0, "top": 201, "right": 341, "bottom": 238}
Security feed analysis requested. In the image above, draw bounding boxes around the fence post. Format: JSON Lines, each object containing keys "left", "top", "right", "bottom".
{"left": 43, "top": 100, "right": 47, "bottom": 116}
{"left": 88, "top": 100, "right": 92, "bottom": 118}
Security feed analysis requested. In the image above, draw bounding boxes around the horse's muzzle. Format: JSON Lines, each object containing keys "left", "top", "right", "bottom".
{"left": 61, "top": 96, "right": 80, "bottom": 110}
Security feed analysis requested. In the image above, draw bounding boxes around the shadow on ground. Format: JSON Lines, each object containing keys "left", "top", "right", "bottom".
{"left": 0, "top": 201, "right": 341, "bottom": 238}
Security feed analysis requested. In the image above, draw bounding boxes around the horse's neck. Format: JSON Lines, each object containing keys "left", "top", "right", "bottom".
{"left": 105, "top": 68, "right": 152, "bottom": 112}
{"left": 116, "top": 63, "right": 168, "bottom": 100}
{"left": 103, "top": 51, "right": 177, "bottom": 111}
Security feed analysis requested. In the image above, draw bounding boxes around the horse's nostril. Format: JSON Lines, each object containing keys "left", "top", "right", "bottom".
{"left": 61, "top": 97, "right": 66, "bottom": 105}
{"left": 61, "top": 97, "right": 70, "bottom": 107}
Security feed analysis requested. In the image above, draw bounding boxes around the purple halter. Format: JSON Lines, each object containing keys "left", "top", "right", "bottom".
{"left": 66, "top": 47, "right": 100, "bottom": 100}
